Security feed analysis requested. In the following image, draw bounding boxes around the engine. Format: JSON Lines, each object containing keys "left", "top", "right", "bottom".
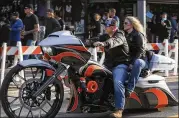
{"left": 78, "top": 64, "right": 110, "bottom": 102}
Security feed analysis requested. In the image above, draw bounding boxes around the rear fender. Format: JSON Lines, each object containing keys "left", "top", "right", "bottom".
{"left": 18, "top": 59, "right": 55, "bottom": 71}
{"left": 161, "top": 88, "right": 178, "bottom": 106}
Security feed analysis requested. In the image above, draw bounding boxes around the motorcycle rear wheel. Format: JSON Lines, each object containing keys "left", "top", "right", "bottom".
{"left": 0, "top": 65, "right": 64, "bottom": 118}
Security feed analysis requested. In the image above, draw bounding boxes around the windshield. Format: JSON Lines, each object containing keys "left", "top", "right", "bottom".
{"left": 38, "top": 35, "right": 84, "bottom": 47}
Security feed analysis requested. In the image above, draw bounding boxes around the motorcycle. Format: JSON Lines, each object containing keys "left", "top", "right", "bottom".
{"left": 0, "top": 31, "right": 178, "bottom": 118}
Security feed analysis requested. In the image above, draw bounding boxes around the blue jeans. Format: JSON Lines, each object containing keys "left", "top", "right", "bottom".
{"left": 127, "top": 59, "right": 146, "bottom": 92}
{"left": 23, "top": 39, "right": 37, "bottom": 60}
{"left": 170, "top": 30, "right": 176, "bottom": 43}
{"left": 112, "top": 64, "right": 128, "bottom": 110}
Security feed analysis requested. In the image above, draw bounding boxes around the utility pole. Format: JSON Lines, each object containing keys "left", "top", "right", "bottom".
{"left": 47, "top": 0, "right": 51, "bottom": 9}
{"left": 137, "top": 0, "right": 146, "bottom": 34}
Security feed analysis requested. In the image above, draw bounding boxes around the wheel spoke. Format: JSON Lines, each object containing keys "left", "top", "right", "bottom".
{"left": 39, "top": 94, "right": 52, "bottom": 107}
{"left": 8, "top": 96, "right": 18, "bottom": 98}
{"left": 39, "top": 109, "right": 42, "bottom": 118}
{"left": 9, "top": 97, "right": 18, "bottom": 105}
{"left": 30, "top": 109, "right": 34, "bottom": 118}
{"left": 34, "top": 69, "right": 40, "bottom": 78}
{"left": 31, "top": 68, "right": 35, "bottom": 79}
{"left": 31, "top": 68, "right": 40, "bottom": 79}
{"left": 12, "top": 79, "right": 20, "bottom": 89}
{"left": 26, "top": 102, "right": 34, "bottom": 118}
{"left": 18, "top": 106, "right": 23, "bottom": 117}
{"left": 47, "top": 100, "right": 52, "bottom": 107}
{"left": 12, "top": 106, "right": 21, "bottom": 112}
{"left": 16, "top": 74, "right": 26, "bottom": 82}
{"left": 39, "top": 106, "right": 48, "bottom": 114}
{"left": 34, "top": 99, "right": 48, "bottom": 114}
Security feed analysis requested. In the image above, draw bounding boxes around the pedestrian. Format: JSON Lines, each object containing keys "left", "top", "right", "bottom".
{"left": 170, "top": 14, "right": 178, "bottom": 43}
{"left": 0, "top": 17, "right": 10, "bottom": 66}
{"left": 157, "top": 12, "right": 172, "bottom": 43}
{"left": 147, "top": 14, "right": 157, "bottom": 43}
{"left": 123, "top": 16, "right": 147, "bottom": 97}
{"left": 9, "top": 12, "right": 23, "bottom": 67}
{"left": 102, "top": 12, "right": 113, "bottom": 27}
{"left": 0, "top": 17, "right": 10, "bottom": 46}
{"left": 109, "top": 8, "right": 120, "bottom": 29}
{"left": 54, "top": 10, "right": 65, "bottom": 30}
{"left": 9, "top": 12, "right": 23, "bottom": 47}
{"left": 22, "top": 4, "right": 39, "bottom": 60}
{"left": 88, "top": 19, "right": 130, "bottom": 118}
{"left": 44, "top": 9, "right": 61, "bottom": 38}
{"left": 89, "top": 13, "right": 104, "bottom": 37}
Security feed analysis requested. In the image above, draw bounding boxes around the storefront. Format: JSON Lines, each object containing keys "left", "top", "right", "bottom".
{"left": 0, "top": 0, "right": 23, "bottom": 19}
{"left": 0, "top": 0, "right": 40, "bottom": 19}
{"left": 50, "top": 0, "right": 88, "bottom": 39}
{"left": 147, "top": 0, "right": 179, "bottom": 16}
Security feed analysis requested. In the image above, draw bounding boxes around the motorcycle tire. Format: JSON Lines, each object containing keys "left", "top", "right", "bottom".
{"left": 0, "top": 65, "right": 64, "bottom": 118}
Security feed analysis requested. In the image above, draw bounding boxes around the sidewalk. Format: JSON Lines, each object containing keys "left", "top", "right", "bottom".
{"left": 156, "top": 72, "right": 178, "bottom": 82}
{"left": 166, "top": 76, "right": 178, "bottom": 82}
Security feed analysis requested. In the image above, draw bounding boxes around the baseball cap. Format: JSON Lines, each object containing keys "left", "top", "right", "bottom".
{"left": 47, "top": 9, "right": 54, "bottom": 13}
{"left": 11, "top": 12, "right": 19, "bottom": 17}
{"left": 106, "top": 19, "right": 117, "bottom": 27}
{"left": 24, "top": 4, "right": 33, "bottom": 9}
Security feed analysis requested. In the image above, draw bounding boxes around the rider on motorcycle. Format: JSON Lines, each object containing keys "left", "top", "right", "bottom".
{"left": 88, "top": 19, "right": 131, "bottom": 118}
{"left": 123, "top": 16, "right": 147, "bottom": 97}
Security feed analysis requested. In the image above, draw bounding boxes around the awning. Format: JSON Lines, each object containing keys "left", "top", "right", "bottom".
{"left": 90, "top": 0, "right": 119, "bottom": 3}
{"left": 147, "top": 0, "right": 179, "bottom": 4}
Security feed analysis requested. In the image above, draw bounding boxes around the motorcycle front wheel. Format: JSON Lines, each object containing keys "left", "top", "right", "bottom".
{"left": 0, "top": 65, "right": 64, "bottom": 118}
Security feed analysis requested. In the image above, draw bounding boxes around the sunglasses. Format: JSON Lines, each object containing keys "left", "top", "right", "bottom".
{"left": 123, "top": 22, "right": 130, "bottom": 25}
{"left": 105, "top": 25, "right": 111, "bottom": 28}
{"left": 24, "top": 7, "right": 29, "bottom": 10}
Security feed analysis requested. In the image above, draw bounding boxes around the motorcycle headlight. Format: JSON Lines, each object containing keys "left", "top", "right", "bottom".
{"left": 42, "top": 47, "right": 53, "bottom": 55}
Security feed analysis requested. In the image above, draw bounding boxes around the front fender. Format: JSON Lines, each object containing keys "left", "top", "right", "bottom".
{"left": 18, "top": 59, "right": 55, "bottom": 71}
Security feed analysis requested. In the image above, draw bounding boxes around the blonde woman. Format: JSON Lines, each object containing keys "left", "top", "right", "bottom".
{"left": 123, "top": 16, "right": 147, "bottom": 97}
{"left": 44, "top": 9, "right": 61, "bottom": 37}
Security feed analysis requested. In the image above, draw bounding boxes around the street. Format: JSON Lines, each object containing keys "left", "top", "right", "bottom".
{"left": 0, "top": 72, "right": 178, "bottom": 118}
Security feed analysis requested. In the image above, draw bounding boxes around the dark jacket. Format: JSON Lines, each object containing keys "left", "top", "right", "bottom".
{"left": 93, "top": 30, "right": 130, "bottom": 67}
{"left": 44, "top": 17, "right": 61, "bottom": 37}
{"left": 0, "top": 23, "right": 10, "bottom": 45}
{"left": 157, "top": 19, "right": 172, "bottom": 39}
{"left": 92, "top": 20, "right": 103, "bottom": 37}
{"left": 126, "top": 30, "right": 146, "bottom": 64}
{"left": 58, "top": 18, "right": 65, "bottom": 30}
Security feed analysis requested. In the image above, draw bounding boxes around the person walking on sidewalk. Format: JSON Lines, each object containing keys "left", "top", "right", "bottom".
{"left": 55, "top": 10, "right": 65, "bottom": 30}
{"left": 0, "top": 17, "right": 10, "bottom": 66}
{"left": 0, "top": 17, "right": 10, "bottom": 46}
{"left": 109, "top": 8, "right": 120, "bottom": 29}
{"left": 9, "top": 12, "right": 23, "bottom": 67}
{"left": 170, "top": 14, "right": 178, "bottom": 43}
{"left": 157, "top": 12, "right": 172, "bottom": 43}
{"left": 22, "top": 4, "right": 39, "bottom": 60}
{"left": 44, "top": 9, "right": 61, "bottom": 38}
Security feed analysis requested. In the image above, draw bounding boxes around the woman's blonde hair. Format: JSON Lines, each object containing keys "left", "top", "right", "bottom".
{"left": 125, "top": 16, "right": 145, "bottom": 35}
{"left": 51, "top": 12, "right": 55, "bottom": 18}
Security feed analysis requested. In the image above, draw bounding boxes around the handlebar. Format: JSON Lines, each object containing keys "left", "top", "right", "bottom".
{"left": 87, "top": 37, "right": 100, "bottom": 41}
{"left": 84, "top": 37, "right": 102, "bottom": 48}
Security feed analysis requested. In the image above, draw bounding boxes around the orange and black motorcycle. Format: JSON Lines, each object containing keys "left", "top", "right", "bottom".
{"left": 0, "top": 31, "right": 178, "bottom": 118}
